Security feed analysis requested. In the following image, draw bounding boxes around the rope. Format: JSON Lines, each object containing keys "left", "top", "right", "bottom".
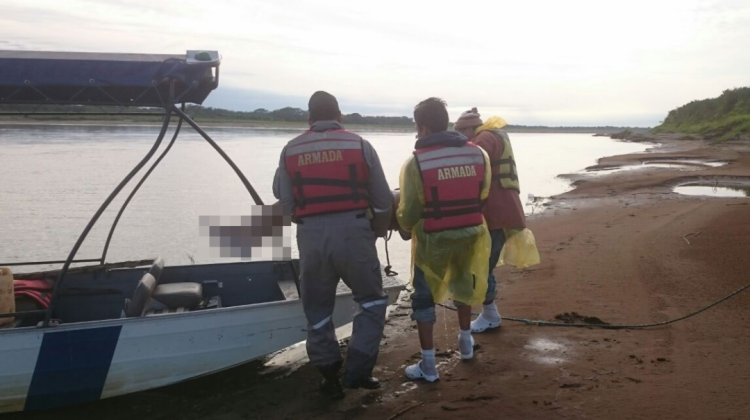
{"left": 437, "top": 278, "right": 750, "bottom": 330}
{"left": 383, "top": 230, "right": 398, "bottom": 277}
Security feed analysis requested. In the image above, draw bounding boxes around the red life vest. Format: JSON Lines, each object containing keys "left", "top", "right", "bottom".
{"left": 414, "top": 143, "right": 487, "bottom": 233}
{"left": 284, "top": 129, "right": 370, "bottom": 218}
{"left": 13, "top": 279, "right": 53, "bottom": 308}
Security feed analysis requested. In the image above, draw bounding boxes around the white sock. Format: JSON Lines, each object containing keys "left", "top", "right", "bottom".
{"left": 482, "top": 303, "right": 500, "bottom": 320}
{"left": 420, "top": 349, "right": 437, "bottom": 376}
{"left": 459, "top": 329, "right": 472, "bottom": 340}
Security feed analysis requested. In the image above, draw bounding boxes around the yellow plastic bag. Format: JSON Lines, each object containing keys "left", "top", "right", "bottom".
{"left": 475, "top": 116, "right": 508, "bottom": 134}
{"left": 499, "top": 228, "right": 541, "bottom": 269}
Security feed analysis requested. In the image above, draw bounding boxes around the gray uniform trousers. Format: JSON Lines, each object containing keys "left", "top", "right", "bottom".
{"left": 296, "top": 210, "right": 387, "bottom": 377}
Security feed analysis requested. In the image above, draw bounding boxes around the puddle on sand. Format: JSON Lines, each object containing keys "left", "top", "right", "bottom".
{"left": 525, "top": 338, "right": 567, "bottom": 352}
{"left": 532, "top": 356, "right": 567, "bottom": 365}
{"left": 674, "top": 184, "right": 750, "bottom": 198}
{"left": 524, "top": 337, "right": 571, "bottom": 366}
{"left": 643, "top": 159, "right": 727, "bottom": 168}
{"left": 586, "top": 159, "right": 727, "bottom": 176}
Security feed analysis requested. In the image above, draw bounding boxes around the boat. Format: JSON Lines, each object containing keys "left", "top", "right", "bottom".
{"left": 0, "top": 50, "right": 405, "bottom": 413}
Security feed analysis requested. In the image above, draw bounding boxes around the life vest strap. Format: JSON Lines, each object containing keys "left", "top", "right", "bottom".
{"left": 297, "top": 212, "right": 367, "bottom": 224}
{"left": 424, "top": 197, "right": 482, "bottom": 208}
{"left": 493, "top": 173, "right": 519, "bottom": 181}
{"left": 292, "top": 163, "right": 367, "bottom": 210}
{"left": 422, "top": 205, "right": 482, "bottom": 219}
{"left": 491, "top": 158, "right": 516, "bottom": 167}
{"left": 298, "top": 193, "right": 371, "bottom": 206}
{"left": 292, "top": 177, "right": 368, "bottom": 188}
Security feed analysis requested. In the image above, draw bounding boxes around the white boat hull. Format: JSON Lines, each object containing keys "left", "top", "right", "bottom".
{"left": 0, "top": 284, "right": 403, "bottom": 413}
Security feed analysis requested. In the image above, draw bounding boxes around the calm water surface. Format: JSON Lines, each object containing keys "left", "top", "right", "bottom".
{"left": 0, "top": 124, "right": 649, "bottom": 275}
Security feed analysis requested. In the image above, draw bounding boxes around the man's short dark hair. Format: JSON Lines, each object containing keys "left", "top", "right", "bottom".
{"left": 414, "top": 97, "right": 449, "bottom": 133}
{"left": 308, "top": 91, "right": 341, "bottom": 122}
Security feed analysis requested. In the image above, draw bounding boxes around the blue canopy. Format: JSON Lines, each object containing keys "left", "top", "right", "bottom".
{"left": 0, "top": 50, "right": 220, "bottom": 108}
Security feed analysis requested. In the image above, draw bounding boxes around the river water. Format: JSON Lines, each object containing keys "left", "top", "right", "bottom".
{"left": 0, "top": 124, "right": 649, "bottom": 276}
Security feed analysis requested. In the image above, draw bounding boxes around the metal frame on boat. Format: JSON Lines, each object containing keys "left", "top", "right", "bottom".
{"left": 0, "top": 50, "right": 404, "bottom": 413}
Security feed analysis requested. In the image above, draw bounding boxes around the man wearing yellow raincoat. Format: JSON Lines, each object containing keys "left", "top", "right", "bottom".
{"left": 397, "top": 98, "right": 492, "bottom": 382}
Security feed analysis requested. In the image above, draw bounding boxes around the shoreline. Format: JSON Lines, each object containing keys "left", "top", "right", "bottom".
{"left": 0, "top": 119, "right": 642, "bottom": 135}
{"left": 7, "top": 133, "right": 750, "bottom": 420}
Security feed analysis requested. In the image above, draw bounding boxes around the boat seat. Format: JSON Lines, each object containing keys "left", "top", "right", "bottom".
{"left": 124, "top": 273, "right": 157, "bottom": 317}
{"left": 152, "top": 282, "right": 203, "bottom": 309}
{"left": 148, "top": 257, "right": 165, "bottom": 283}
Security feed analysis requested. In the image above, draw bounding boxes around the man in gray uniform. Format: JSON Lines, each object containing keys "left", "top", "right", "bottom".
{"left": 273, "top": 91, "right": 392, "bottom": 399}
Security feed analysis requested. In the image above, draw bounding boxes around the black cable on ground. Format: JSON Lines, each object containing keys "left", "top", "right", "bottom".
{"left": 383, "top": 230, "right": 399, "bottom": 277}
{"left": 436, "top": 278, "right": 750, "bottom": 330}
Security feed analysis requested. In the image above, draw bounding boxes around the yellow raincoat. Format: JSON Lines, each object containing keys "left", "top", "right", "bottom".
{"left": 396, "top": 150, "right": 492, "bottom": 305}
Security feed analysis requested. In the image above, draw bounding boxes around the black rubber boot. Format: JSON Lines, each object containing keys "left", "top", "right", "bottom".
{"left": 317, "top": 361, "right": 345, "bottom": 400}
{"left": 343, "top": 372, "right": 381, "bottom": 390}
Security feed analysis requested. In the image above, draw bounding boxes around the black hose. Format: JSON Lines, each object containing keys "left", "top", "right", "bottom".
{"left": 172, "top": 107, "right": 264, "bottom": 205}
{"left": 100, "top": 115, "right": 183, "bottom": 263}
{"left": 43, "top": 110, "right": 174, "bottom": 327}
{"left": 437, "top": 278, "right": 750, "bottom": 330}
{"left": 383, "top": 230, "right": 398, "bottom": 277}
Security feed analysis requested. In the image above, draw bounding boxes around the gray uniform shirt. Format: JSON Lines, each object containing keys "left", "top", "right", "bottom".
{"left": 273, "top": 120, "right": 393, "bottom": 237}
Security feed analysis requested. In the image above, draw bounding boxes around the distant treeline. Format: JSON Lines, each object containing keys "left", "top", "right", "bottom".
{"left": 0, "top": 104, "right": 415, "bottom": 126}
{"left": 187, "top": 105, "right": 414, "bottom": 126}
{"left": 654, "top": 87, "right": 750, "bottom": 140}
{"left": 0, "top": 104, "right": 648, "bottom": 133}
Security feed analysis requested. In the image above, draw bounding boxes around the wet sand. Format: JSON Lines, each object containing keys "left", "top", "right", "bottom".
{"left": 8, "top": 134, "right": 750, "bottom": 420}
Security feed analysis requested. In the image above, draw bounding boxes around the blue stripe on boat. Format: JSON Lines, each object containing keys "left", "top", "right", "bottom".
{"left": 24, "top": 325, "right": 122, "bottom": 411}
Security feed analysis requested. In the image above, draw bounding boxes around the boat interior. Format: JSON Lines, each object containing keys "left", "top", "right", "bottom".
{"left": 5, "top": 257, "right": 302, "bottom": 329}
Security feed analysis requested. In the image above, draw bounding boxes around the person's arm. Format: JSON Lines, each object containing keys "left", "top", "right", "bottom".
{"left": 361, "top": 139, "right": 392, "bottom": 237}
{"left": 272, "top": 145, "right": 295, "bottom": 214}
{"left": 396, "top": 157, "right": 424, "bottom": 231}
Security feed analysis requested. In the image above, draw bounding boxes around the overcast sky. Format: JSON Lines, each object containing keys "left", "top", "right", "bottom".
{"left": 3, "top": 0, "right": 749, "bottom": 126}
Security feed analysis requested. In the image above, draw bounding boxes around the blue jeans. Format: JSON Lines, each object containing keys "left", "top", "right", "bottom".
{"left": 410, "top": 265, "right": 467, "bottom": 324}
{"left": 484, "top": 229, "right": 507, "bottom": 305}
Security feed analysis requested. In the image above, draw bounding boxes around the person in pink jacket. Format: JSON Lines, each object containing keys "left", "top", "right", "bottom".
{"left": 453, "top": 108, "right": 527, "bottom": 332}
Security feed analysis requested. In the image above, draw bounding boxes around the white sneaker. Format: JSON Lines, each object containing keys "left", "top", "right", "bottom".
{"left": 405, "top": 361, "right": 440, "bottom": 383}
{"left": 458, "top": 334, "right": 475, "bottom": 360}
{"left": 470, "top": 313, "right": 502, "bottom": 333}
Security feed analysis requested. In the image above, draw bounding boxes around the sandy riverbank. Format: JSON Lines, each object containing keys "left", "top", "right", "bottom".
{"left": 7, "top": 134, "right": 750, "bottom": 420}
{"left": 244, "top": 134, "right": 750, "bottom": 420}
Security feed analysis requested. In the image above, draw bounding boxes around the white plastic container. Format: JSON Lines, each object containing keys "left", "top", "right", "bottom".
{"left": 0, "top": 267, "right": 14, "bottom": 327}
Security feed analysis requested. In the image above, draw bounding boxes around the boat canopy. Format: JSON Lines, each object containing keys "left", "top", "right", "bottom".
{"left": 0, "top": 50, "right": 220, "bottom": 107}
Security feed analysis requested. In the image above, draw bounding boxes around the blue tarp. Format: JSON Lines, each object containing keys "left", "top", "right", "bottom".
{"left": 0, "top": 51, "right": 220, "bottom": 107}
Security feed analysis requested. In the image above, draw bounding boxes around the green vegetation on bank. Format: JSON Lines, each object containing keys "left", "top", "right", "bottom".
{"left": 653, "top": 88, "right": 750, "bottom": 140}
